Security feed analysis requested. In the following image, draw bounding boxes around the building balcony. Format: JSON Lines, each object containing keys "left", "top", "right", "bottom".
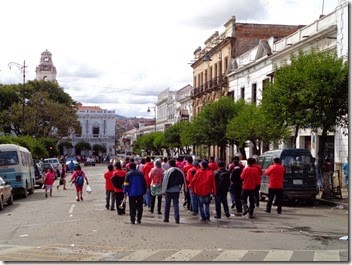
{"left": 191, "top": 75, "right": 227, "bottom": 98}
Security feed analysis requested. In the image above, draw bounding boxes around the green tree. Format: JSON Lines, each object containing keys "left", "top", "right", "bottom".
{"left": 227, "top": 103, "right": 290, "bottom": 155}
{"left": 75, "top": 141, "right": 91, "bottom": 155}
{"left": 58, "top": 141, "right": 73, "bottom": 155}
{"left": 92, "top": 144, "right": 106, "bottom": 155}
{"left": 164, "top": 122, "right": 191, "bottom": 155}
{"left": 0, "top": 80, "right": 80, "bottom": 138}
{"left": 191, "top": 96, "right": 240, "bottom": 160}
{"left": 261, "top": 49, "right": 348, "bottom": 168}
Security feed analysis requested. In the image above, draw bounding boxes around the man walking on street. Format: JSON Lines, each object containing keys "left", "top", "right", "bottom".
{"left": 162, "top": 159, "right": 187, "bottom": 224}
{"left": 191, "top": 160, "right": 217, "bottom": 222}
{"left": 264, "top": 157, "right": 285, "bottom": 214}
{"left": 123, "top": 162, "right": 146, "bottom": 224}
{"left": 214, "top": 161, "right": 231, "bottom": 219}
{"left": 240, "top": 158, "right": 257, "bottom": 218}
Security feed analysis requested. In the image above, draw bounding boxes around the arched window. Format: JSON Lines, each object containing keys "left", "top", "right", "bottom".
{"left": 92, "top": 122, "right": 100, "bottom": 137}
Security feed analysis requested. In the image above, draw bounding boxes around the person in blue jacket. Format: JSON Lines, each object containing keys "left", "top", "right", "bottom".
{"left": 123, "top": 162, "right": 147, "bottom": 224}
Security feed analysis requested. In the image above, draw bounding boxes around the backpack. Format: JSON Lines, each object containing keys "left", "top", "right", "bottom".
{"left": 167, "top": 169, "right": 184, "bottom": 188}
{"left": 75, "top": 175, "right": 84, "bottom": 186}
{"left": 217, "top": 170, "right": 230, "bottom": 193}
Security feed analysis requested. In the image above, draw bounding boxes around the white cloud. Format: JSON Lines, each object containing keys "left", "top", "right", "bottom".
{"left": 0, "top": 0, "right": 339, "bottom": 118}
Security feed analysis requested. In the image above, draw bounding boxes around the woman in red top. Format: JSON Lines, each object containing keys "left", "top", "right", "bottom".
{"left": 264, "top": 157, "right": 285, "bottom": 214}
{"left": 104, "top": 164, "right": 115, "bottom": 210}
{"left": 240, "top": 158, "right": 257, "bottom": 218}
{"left": 44, "top": 168, "right": 55, "bottom": 198}
{"left": 190, "top": 161, "right": 216, "bottom": 222}
{"left": 149, "top": 159, "right": 164, "bottom": 214}
{"left": 69, "top": 165, "right": 89, "bottom": 202}
{"left": 111, "top": 162, "right": 127, "bottom": 215}
{"left": 187, "top": 161, "right": 200, "bottom": 215}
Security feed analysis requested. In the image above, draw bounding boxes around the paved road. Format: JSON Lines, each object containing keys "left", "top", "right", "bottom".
{"left": 0, "top": 164, "right": 349, "bottom": 262}
{"left": 0, "top": 244, "right": 348, "bottom": 261}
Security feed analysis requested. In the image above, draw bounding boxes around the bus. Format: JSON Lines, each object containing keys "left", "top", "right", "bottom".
{"left": 0, "top": 144, "right": 36, "bottom": 197}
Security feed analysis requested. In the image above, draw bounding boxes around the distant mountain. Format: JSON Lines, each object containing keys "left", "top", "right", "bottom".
{"left": 116, "top": 114, "right": 126, "bottom": 119}
{"left": 115, "top": 116, "right": 154, "bottom": 131}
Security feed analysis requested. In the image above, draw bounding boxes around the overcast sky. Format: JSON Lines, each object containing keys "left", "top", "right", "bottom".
{"left": 0, "top": 0, "right": 339, "bottom": 118}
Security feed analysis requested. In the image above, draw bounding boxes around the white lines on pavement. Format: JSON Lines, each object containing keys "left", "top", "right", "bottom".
{"left": 264, "top": 250, "right": 294, "bottom": 261}
{"left": 213, "top": 250, "right": 248, "bottom": 261}
{"left": 69, "top": 204, "right": 75, "bottom": 217}
{"left": 118, "top": 249, "right": 159, "bottom": 261}
{"left": 314, "top": 250, "right": 341, "bottom": 261}
{"left": 164, "top": 249, "right": 203, "bottom": 261}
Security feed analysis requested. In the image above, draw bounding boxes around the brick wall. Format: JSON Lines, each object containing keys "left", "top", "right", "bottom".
{"left": 234, "top": 23, "right": 303, "bottom": 57}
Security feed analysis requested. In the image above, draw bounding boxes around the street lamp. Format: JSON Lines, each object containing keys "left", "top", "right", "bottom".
{"left": 8, "top": 60, "right": 27, "bottom": 133}
{"left": 147, "top": 106, "right": 156, "bottom": 132}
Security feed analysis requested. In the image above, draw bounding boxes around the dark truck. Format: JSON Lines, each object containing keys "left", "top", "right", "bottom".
{"left": 258, "top": 148, "right": 319, "bottom": 203}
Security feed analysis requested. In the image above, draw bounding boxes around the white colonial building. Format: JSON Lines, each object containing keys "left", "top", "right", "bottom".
{"left": 175, "top": 84, "right": 193, "bottom": 122}
{"left": 227, "top": 0, "right": 348, "bottom": 167}
{"left": 155, "top": 88, "right": 177, "bottom": 131}
{"left": 65, "top": 105, "right": 116, "bottom": 156}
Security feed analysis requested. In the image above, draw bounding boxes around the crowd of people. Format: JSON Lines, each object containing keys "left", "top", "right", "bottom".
{"left": 103, "top": 154, "right": 285, "bottom": 224}
{"left": 41, "top": 153, "right": 285, "bottom": 223}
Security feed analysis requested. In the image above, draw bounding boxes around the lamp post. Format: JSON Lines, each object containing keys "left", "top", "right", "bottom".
{"left": 147, "top": 106, "right": 156, "bottom": 132}
{"left": 8, "top": 60, "right": 27, "bottom": 133}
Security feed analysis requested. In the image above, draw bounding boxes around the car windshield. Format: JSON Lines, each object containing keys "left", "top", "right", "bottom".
{"left": 0, "top": 151, "right": 19, "bottom": 166}
{"left": 282, "top": 154, "right": 314, "bottom": 175}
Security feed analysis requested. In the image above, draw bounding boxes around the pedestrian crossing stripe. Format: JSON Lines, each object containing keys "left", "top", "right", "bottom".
{"left": 0, "top": 245, "right": 348, "bottom": 262}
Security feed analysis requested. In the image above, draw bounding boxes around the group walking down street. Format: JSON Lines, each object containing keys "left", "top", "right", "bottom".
{"left": 101, "top": 154, "right": 286, "bottom": 224}
{"left": 0, "top": 153, "right": 348, "bottom": 262}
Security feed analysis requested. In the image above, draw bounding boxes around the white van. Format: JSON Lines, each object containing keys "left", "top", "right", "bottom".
{"left": 43, "top": 158, "right": 60, "bottom": 169}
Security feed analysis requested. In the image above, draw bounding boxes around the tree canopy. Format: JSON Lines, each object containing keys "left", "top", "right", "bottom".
{"left": 261, "top": 49, "right": 348, "bottom": 166}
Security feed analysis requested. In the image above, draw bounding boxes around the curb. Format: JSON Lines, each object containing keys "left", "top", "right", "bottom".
{"left": 316, "top": 198, "right": 349, "bottom": 208}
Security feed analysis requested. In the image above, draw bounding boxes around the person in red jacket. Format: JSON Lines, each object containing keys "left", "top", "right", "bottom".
{"left": 182, "top": 156, "right": 194, "bottom": 211}
{"left": 111, "top": 162, "right": 127, "bottom": 215}
{"left": 208, "top": 156, "right": 219, "bottom": 172}
{"left": 252, "top": 156, "right": 263, "bottom": 208}
{"left": 190, "top": 160, "right": 217, "bottom": 222}
{"left": 240, "top": 157, "right": 257, "bottom": 218}
{"left": 44, "top": 167, "right": 55, "bottom": 198}
{"left": 186, "top": 161, "right": 200, "bottom": 215}
{"left": 264, "top": 157, "right": 285, "bottom": 214}
{"left": 104, "top": 164, "right": 115, "bottom": 210}
{"left": 141, "top": 156, "right": 153, "bottom": 210}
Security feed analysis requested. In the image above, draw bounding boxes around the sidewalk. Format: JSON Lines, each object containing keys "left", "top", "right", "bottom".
{"left": 316, "top": 186, "right": 349, "bottom": 208}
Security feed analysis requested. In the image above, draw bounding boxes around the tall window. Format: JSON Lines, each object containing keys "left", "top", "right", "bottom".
{"left": 262, "top": 78, "right": 270, "bottom": 94}
{"left": 224, "top": 57, "right": 228, "bottom": 73}
{"left": 241, "top": 87, "right": 245, "bottom": 99}
{"left": 93, "top": 122, "right": 100, "bottom": 137}
{"left": 251, "top": 83, "right": 257, "bottom": 104}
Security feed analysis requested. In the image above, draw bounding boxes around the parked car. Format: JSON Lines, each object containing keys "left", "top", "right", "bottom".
{"left": 84, "top": 156, "right": 96, "bottom": 166}
{"left": 258, "top": 148, "right": 319, "bottom": 203}
{"left": 34, "top": 163, "right": 44, "bottom": 186}
{"left": 40, "top": 162, "right": 58, "bottom": 180}
{"left": 0, "top": 176, "right": 13, "bottom": 211}
{"left": 43, "top": 158, "right": 60, "bottom": 170}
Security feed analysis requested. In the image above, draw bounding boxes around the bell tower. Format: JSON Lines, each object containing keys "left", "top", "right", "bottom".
{"left": 35, "top": 49, "right": 57, "bottom": 82}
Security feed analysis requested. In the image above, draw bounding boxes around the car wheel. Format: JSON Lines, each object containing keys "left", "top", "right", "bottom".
{"left": 0, "top": 197, "right": 4, "bottom": 211}
{"left": 7, "top": 194, "right": 13, "bottom": 205}
{"left": 23, "top": 185, "right": 28, "bottom": 198}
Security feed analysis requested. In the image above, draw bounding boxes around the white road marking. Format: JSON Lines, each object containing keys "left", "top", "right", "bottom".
{"left": 164, "top": 249, "right": 202, "bottom": 261}
{"left": 69, "top": 204, "right": 75, "bottom": 214}
{"left": 314, "top": 250, "right": 340, "bottom": 261}
{"left": 264, "top": 250, "right": 294, "bottom": 261}
{"left": 213, "top": 250, "right": 248, "bottom": 261}
{"left": 118, "top": 249, "right": 159, "bottom": 261}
